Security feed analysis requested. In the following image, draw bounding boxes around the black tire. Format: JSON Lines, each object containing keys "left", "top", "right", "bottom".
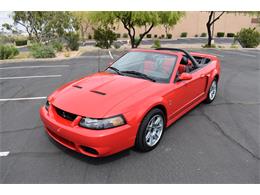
{"left": 135, "top": 108, "right": 165, "bottom": 152}
{"left": 204, "top": 78, "right": 218, "bottom": 104}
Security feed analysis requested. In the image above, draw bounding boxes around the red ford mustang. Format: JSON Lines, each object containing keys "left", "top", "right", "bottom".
{"left": 40, "top": 48, "right": 221, "bottom": 157}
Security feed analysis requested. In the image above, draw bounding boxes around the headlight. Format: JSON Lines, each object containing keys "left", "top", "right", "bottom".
{"left": 79, "top": 115, "right": 126, "bottom": 130}
{"left": 45, "top": 100, "right": 50, "bottom": 111}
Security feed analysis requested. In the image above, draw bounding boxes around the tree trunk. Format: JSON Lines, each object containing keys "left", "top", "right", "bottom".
{"left": 206, "top": 22, "right": 212, "bottom": 46}
{"left": 164, "top": 25, "right": 168, "bottom": 38}
{"left": 206, "top": 11, "right": 214, "bottom": 46}
{"left": 134, "top": 24, "right": 154, "bottom": 48}
{"left": 206, "top": 11, "right": 225, "bottom": 47}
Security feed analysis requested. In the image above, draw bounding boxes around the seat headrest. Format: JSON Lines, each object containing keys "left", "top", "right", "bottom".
{"left": 180, "top": 56, "right": 188, "bottom": 65}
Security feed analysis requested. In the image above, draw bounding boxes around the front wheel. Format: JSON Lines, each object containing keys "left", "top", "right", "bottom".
{"left": 204, "top": 79, "right": 218, "bottom": 104}
{"left": 135, "top": 108, "right": 165, "bottom": 152}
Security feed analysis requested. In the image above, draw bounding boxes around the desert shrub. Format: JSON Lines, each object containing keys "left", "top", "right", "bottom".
{"left": 94, "top": 26, "right": 117, "bottom": 49}
{"left": 235, "top": 28, "right": 260, "bottom": 48}
{"left": 202, "top": 44, "right": 216, "bottom": 48}
{"left": 217, "top": 32, "right": 225, "bottom": 37}
{"left": 116, "top": 33, "right": 121, "bottom": 38}
{"left": 88, "top": 34, "right": 92, "bottom": 40}
{"left": 0, "top": 45, "right": 19, "bottom": 60}
{"left": 180, "top": 32, "right": 187, "bottom": 37}
{"left": 200, "top": 32, "right": 207, "bottom": 37}
{"left": 154, "top": 34, "right": 158, "bottom": 38}
{"left": 195, "top": 34, "right": 198, "bottom": 37}
{"left": 166, "top": 34, "right": 172, "bottom": 39}
{"left": 146, "top": 34, "right": 152, "bottom": 38}
{"left": 65, "top": 32, "right": 80, "bottom": 51}
{"left": 152, "top": 39, "right": 161, "bottom": 49}
{"left": 51, "top": 41, "right": 63, "bottom": 52}
{"left": 30, "top": 43, "right": 55, "bottom": 58}
{"left": 161, "top": 34, "right": 165, "bottom": 39}
{"left": 15, "top": 39, "right": 27, "bottom": 46}
{"left": 123, "top": 33, "right": 128, "bottom": 38}
{"left": 227, "top": 33, "right": 235, "bottom": 37}
{"left": 0, "top": 35, "right": 13, "bottom": 44}
{"left": 113, "top": 42, "right": 121, "bottom": 49}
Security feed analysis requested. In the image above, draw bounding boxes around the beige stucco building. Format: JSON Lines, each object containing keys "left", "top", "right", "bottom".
{"left": 89, "top": 12, "right": 259, "bottom": 38}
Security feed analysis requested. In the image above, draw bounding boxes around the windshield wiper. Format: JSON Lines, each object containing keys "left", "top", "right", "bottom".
{"left": 121, "top": 70, "right": 156, "bottom": 82}
{"left": 107, "top": 66, "right": 123, "bottom": 75}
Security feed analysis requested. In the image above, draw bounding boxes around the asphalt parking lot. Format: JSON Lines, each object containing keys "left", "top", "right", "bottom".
{"left": 0, "top": 48, "right": 259, "bottom": 183}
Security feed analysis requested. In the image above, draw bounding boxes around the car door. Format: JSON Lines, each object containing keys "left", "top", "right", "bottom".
{"left": 167, "top": 63, "right": 208, "bottom": 120}
{"left": 185, "top": 68, "right": 208, "bottom": 104}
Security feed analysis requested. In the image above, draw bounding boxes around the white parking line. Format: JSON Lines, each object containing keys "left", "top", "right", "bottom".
{"left": 0, "top": 65, "right": 69, "bottom": 70}
{"left": 108, "top": 50, "right": 114, "bottom": 59}
{"left": 0, "top": 97, "right": 46, "bottom": 101}
{"left": 0, "top": 151, "right": 10, "bottom": 157}
{"left": 0, "top": 75, "right": 62, "bottom": 80}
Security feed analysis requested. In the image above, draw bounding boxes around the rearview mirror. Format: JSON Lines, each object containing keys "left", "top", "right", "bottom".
{"left": 179, "top": 73, "right": 192, "bottom": 81}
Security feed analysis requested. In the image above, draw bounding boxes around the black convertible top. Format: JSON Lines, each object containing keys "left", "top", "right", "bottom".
{"left": 155, "top": 48, "right": 199, "bottom": 68}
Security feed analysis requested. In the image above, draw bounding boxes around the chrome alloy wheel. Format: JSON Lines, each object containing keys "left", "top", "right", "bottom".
{"left": 209, "top": 80, "right": 217, "bottom": 100}
{"left": 145, "top": 114, "right": 164, "bottom": 147}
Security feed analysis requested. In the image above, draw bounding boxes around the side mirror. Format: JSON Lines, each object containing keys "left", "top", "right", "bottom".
{"left": 179, "top": 73, "right": 192, "bottom": 81}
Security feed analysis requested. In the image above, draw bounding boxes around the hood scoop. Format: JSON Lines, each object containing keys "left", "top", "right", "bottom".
{"left": 90, "top": 90, "right": 106, "bottom": 96}
{"left": 73, "top": 85, "right": 82, "bottom": 89}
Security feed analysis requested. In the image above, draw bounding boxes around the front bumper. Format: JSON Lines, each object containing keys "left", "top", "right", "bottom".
{"left": 39, "top": 106, "right": 136, "bottom": 157}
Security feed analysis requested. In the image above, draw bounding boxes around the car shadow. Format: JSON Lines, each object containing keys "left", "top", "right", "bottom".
{"left": 48, "top": 137, "right": 132, "bottom": 165}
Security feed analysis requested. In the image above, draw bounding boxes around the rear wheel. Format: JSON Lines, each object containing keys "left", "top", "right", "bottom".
{"left": 204, "top": 78, "right": 218, "bottom": 104}
{"left": 135, "top": 108, "right": 165, "bottom": 152}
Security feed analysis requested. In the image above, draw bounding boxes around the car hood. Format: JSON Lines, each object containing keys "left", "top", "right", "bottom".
{"left": 51, "top": 72, "right": 155, "bottom": 118}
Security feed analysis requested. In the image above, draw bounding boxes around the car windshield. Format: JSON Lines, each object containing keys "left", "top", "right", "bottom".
{"left": 107, "top": 51, "right": 177, "bottom": 83}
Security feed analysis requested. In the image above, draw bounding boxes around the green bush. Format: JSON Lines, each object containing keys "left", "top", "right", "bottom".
{"left": 146, "top": 34, "right": 152, "bottom": 38}
{"left": 51, "top": 41, "right": 63, "bottom": 52}
{"left": 65, "top": 32, "right": 80, "bottom": 51}
{"left": 134, "top": 38, "right": 140, "bottom": 46}
{"left": 217, "top": 32, "right": 225, "bottom": 37}
{"left": 116, "top": 33, "right": 121, "bottom": 38}
{"left": 227, "top": 33, "right": 235, "bottom": 37}
{"left": 30, "top": 43, "right": 55, "bottom": 58}
{"left": 123, "top": 33, "right": 128, "bottom": 38}
{"left": 180, "top": 32, "right": 187, "bottom": 37}
{"left": 167, "top": 34, "right": 172, "bottom": 39}
{"left": 236, "top": 28, "right": 260, "bottom": 48}
{"left": 200, "top": 32, "right": 207, "bottom": 37}
{"left": 94, "top": 26, "right": 117, "bottom": 49}
{"left": 152, "top": 39, "right": 161, "bottom": 49}
{"left": 15, "top": 39, "right": 27, "bottom": 46}
{"left": 0, "top": 45, "right": 19, "bottom": 60}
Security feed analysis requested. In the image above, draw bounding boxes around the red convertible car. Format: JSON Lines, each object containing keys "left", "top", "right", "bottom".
{"left": 40, "top": 48, "right": 220, "bottom": 157}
